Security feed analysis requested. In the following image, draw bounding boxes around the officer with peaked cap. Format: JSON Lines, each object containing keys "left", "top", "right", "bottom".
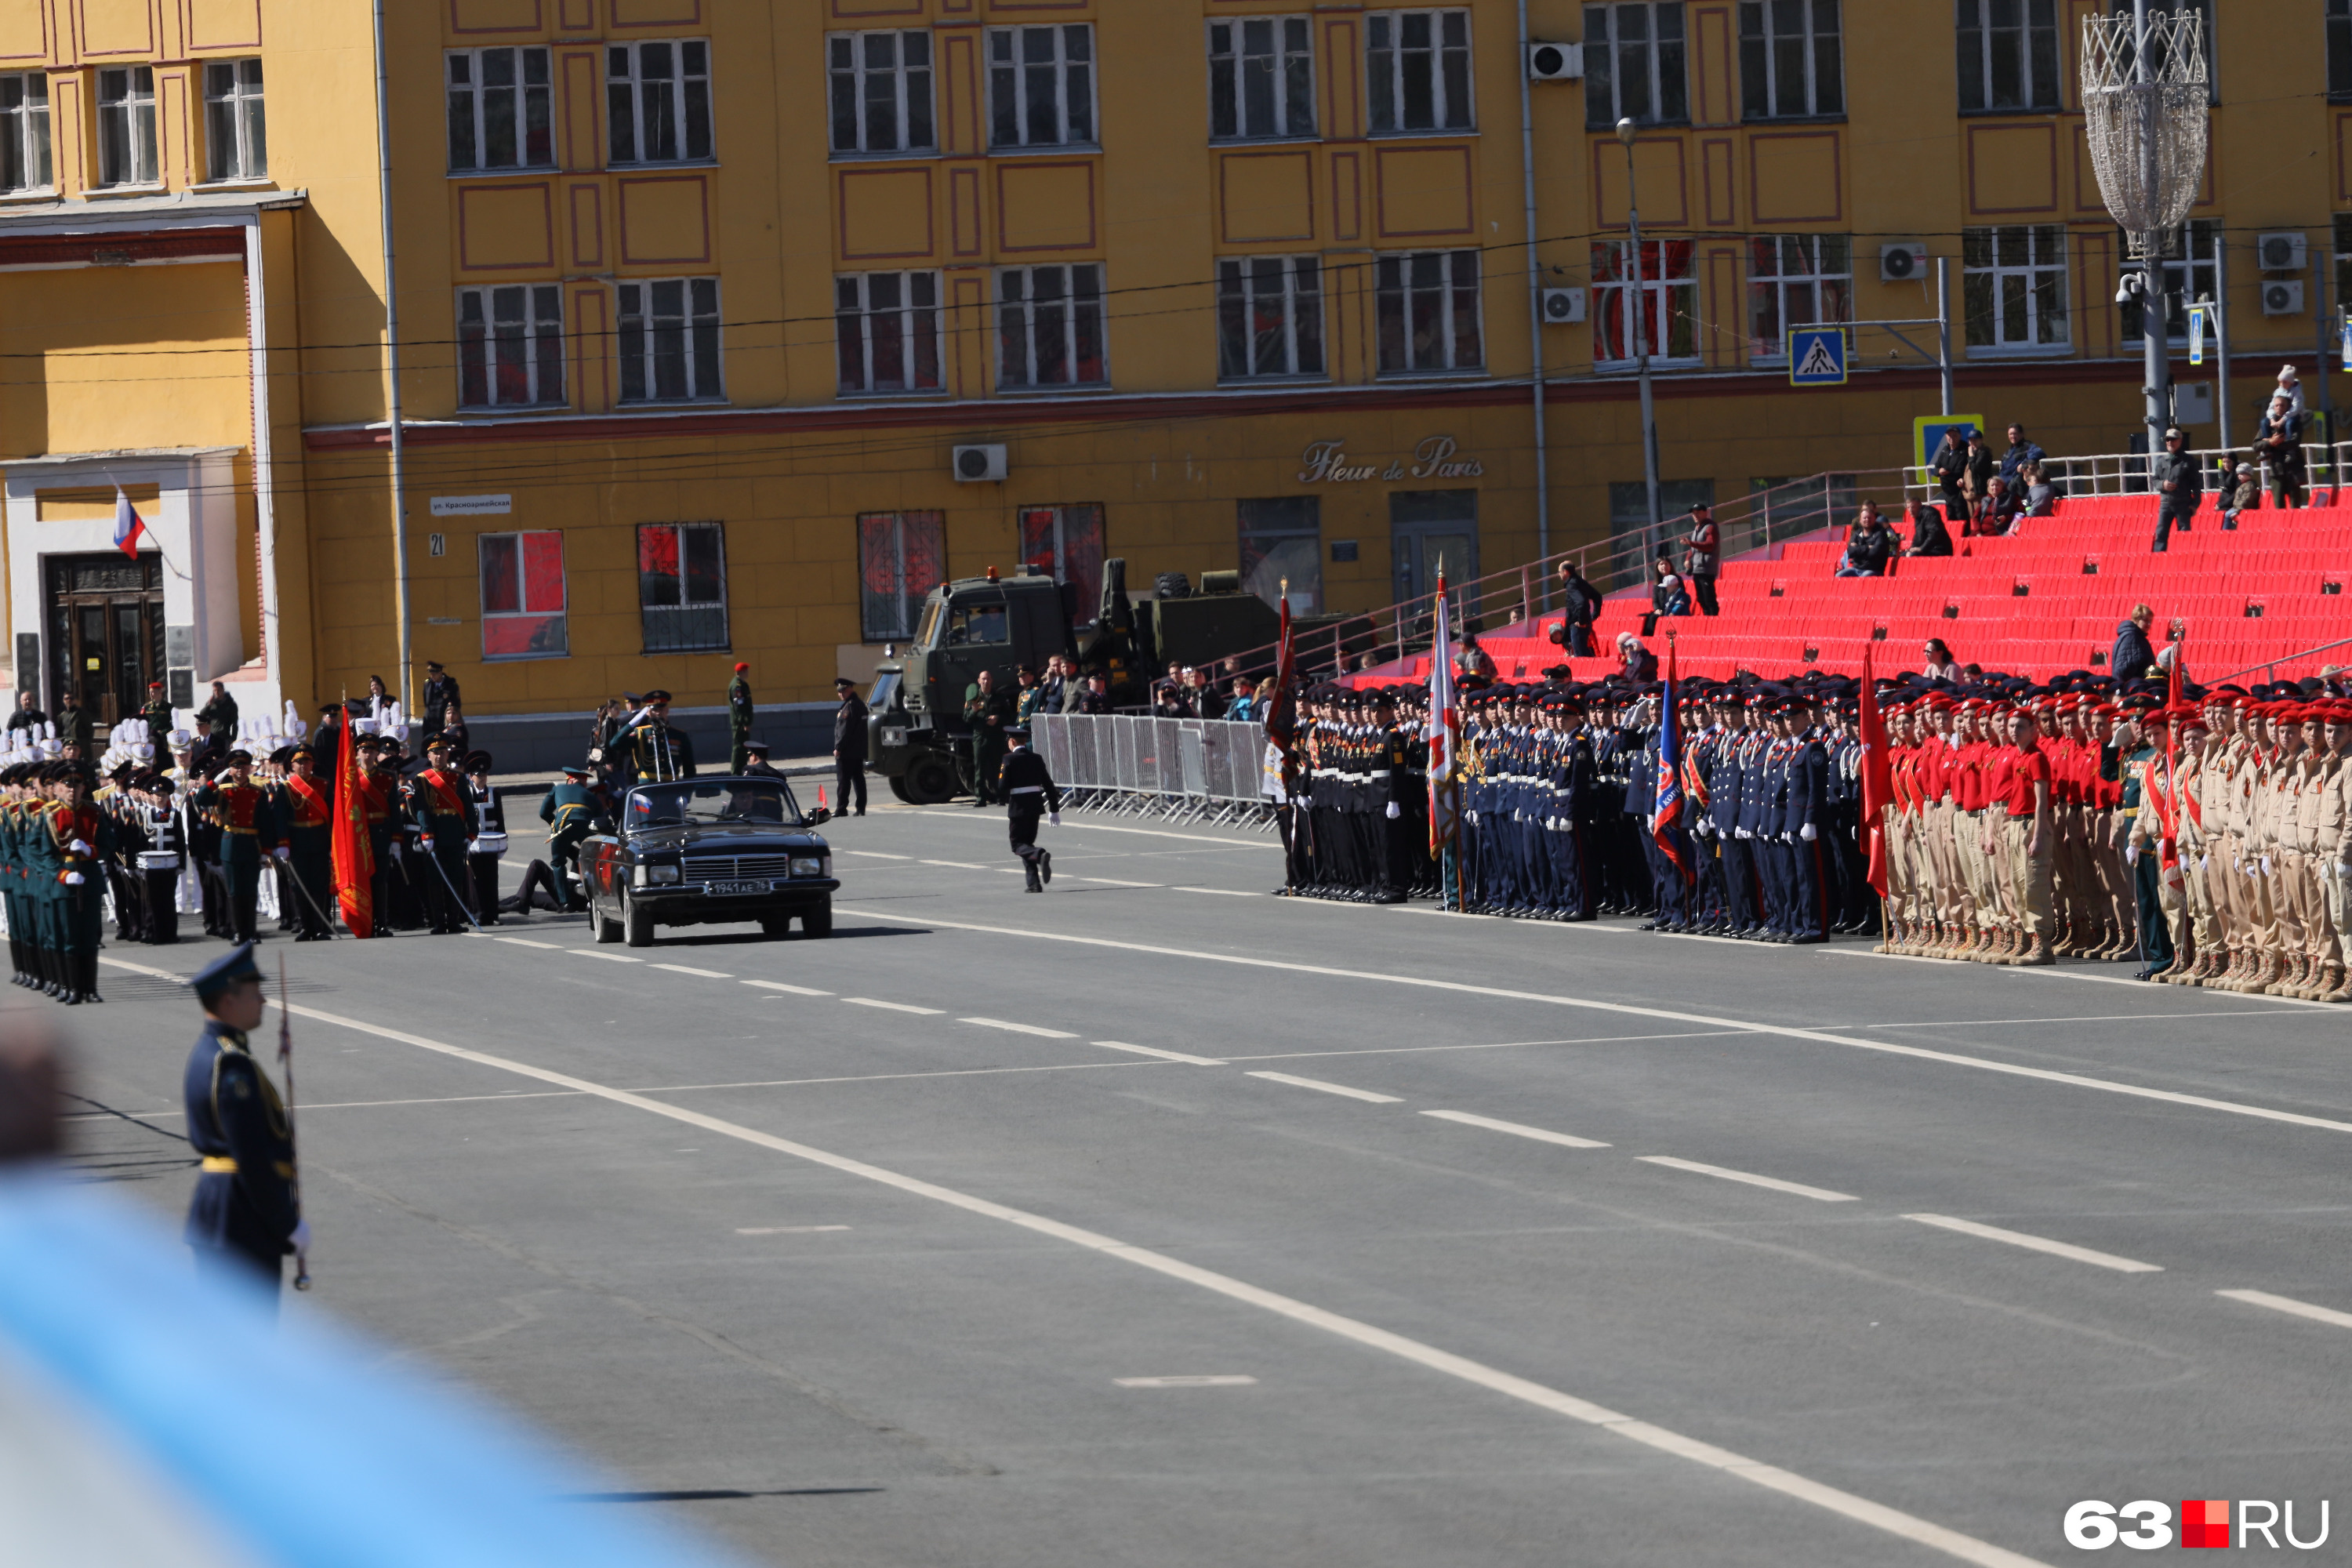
{"left": 182, "top": 942, "right": 305, "bottom": 1305}
{"left": 997, "top": 724, "right": 1061, "bottom": 891}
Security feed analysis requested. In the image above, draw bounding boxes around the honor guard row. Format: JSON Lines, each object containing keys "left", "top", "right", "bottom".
{"left": 1273, "top": 685, "right": 1432, "bottom": 904}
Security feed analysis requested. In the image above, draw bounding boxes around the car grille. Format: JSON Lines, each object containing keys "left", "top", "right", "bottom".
{"left": 683, "top": 853, "right": 797, "bottom": 881}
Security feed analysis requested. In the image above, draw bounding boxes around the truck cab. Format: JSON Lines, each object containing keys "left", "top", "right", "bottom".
{"left": 868, "top": 568, "right": 1076, "bottom": 802}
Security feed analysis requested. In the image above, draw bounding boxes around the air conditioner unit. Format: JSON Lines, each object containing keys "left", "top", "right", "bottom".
{"left": 1879, "top": 242, "right": 1929, "bottom": 283}
{"left": 952, "top": 444, "right": 1007, "bottom": 482}
{"left": 1540, "top": 287, "right": 1585, "bottom": 325}
{"left": 1526, "top": 41, "right": 1583, "bottom": 81}
{"left": 2261, "top": 280, "right": 2306, "bottom": 318}
{"left": 2256, "top": 232, "right": 2308, "bottom": 272}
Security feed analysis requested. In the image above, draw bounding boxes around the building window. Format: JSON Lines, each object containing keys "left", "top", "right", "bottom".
{"left": 1018, "top": 503, "right": 1105, "bottom": 623}
{"left": 1209, "top": 16, "right": 1316, "bottom": 140}
{"left": 2334, "top": 0, "right": 2352, "bottom": 100}
{"left": 1740, "top": 0, "right": 1842, "bottom": 119}
{"left": 618, "top": 278, "right": 724, "bottom": 403}
{"left": 1218, "top": 256, "right": 1325, "bottom": 380}
{"left": 447, "top": 48, "right": 551, "bottom": 172}
{"left": 201, "top": 58, "right": 267, "bottom": 181}
{"left": 988, "top": 24, "right": 1094, "bottom": 148}
{"left": 1238, "top": 496, "right": 1320, "bottom": 613}
{"left": 997, "top": 263, "right": 1106, "bottom": 389}
{"left": 0, "top": 74, "right": 50, "bottom": 194}
{"left": 1962, "top": 224, "right": 2068, "bottom": 352}
{"left": 2336, "top": 215, "right": 2352, "bottom": 321}
{"left": 829, "top": 30, "right": 934, "bottom": 154}
{"left": 1610, "top": 479, "right": 1715, "bottom": 546}
{"left": 458, "top": 285, "right": 564, "bottom": 408}
{"left": 479, "top": 531, "right": 568, "bottom": 659}
{"left": 638, "top": 523, "right": 728, "bottom": 652}
{"left": 1592, "top": 239, "right": 1697, "bottom": 366}
{"left": 1367, "top": 10, "right": 1473, "bottom": 133}
{"left": 608, "top": 39, "right": 712, "bottom": 164}
{"left": 1584, "top": 3, "right": 1687, "bottom": 129}
{"left": 1746, "top": 234, "right": 1851, "bottom": 359}
{"left": 1956, "top": 0, "right": 2060, "bottom": 113}
{"left": 836, "top": 271, "right": 942, "bottom": 394}
{"left": 858, "top": 511, "right": 946, "bottom": 642}
{"left": 96, "top": 67, "right": 158, "bottom": 187}
{"left": 2118, "top": 220, "right": 2219, "bottom": 344}
{"left": 1375, "top": 250, "right": 1483, "bottom": 374}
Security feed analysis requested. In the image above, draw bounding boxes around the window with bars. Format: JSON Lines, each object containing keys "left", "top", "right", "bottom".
{"left": 637, "top": 523, "right": 728, "bottom": 652}
{"left": 1962, "top": 224, "right": 2069, "bottom": 351}
{"left": 1584, "top": 3, "right": 1687, "bottom": 129}
{"left": 608, "top": 39, "right": 713, "bottom": 164}
{"left": 1740, "top": 0, "right": 1842, "bottom": 119}
{"left": 2334, "top": 0, "right": 2352, "bottom": 100}
{"left": 447, "top": 48, "right": 551, "bottom": 172}
{"left": 997, "top": 264, "right": 1106, "bottom": 389}
{"left": 829, "top": 30, "right": 935, "bottom": 154}
{"left": 1375, "top": 250, "right": 1483, "bottom": 374}
{"left": 201, "top": 59, "right": 266, "bottom": 180}
{"left": 2117, "top": 220, "right": 2219, "bottom": 344}
{"left": 1209, "top": 16, "right": 1316, "bottom": 140}
{"left": 1745, "top": 234, "right": 1851, "bottom": 359}
{"left": 2337, "top": 216, "right": 2352, "bottom": 321}
{"left": 1591, "top": 239, "right": 1698, "bottom": 366}
{"left": 96, "top": 67, "right": 157, "bottom": 187}
{"left": 1367, "top": 10, "right": 1473, "bottom": 133}
{"left": 837, "top": 271, "right": 943, "bottom": 395}
{"left": 479, "top": 531, "right": 568, "bottom": 659}
{"left": 458, "top": 285, "right": 565, "bottom": 408}
{"left": 0, "top": 74, "right": 50, "bottom": 194}
{"left": 1018, "top": 503, "right": 1106, "bottom": 624}
{"left": 618, "top": 278, "right": 724, "bottom": 403}
{"left": 1218, "top": 256, "right": 1325, "bottom": 380}
{"left": 1955, "top": 0, "right": 2060, "bottom": 113}
{"left": 988, "top": 25, "right": 1095, "bottom": 148}
{"left": 858, "top": 511, "right": 946, "bottom": 642}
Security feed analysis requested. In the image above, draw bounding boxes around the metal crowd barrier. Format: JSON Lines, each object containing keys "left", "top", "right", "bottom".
{"left": 1033, "top": 713, "right": 1279, "bottom": 828}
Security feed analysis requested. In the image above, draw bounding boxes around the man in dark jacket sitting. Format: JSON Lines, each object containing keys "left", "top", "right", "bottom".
{"left": 2111, "top": 604, "right": 2158, "bottom": 682}
{"left": 1835, "top": 503, "right": 1896, "bottom": 577}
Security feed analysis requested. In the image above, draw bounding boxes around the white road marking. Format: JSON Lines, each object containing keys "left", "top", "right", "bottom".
{"left": 2215, "top": 1288, "right": 2352, "bottom": 1331}
{"left": 833, "top": 908, "right": 2352, "bottom": 1138}
{"left": 960, "top": 1017, "right": 1078, "bottom": 1038}
{"left": 569, "top": 950, "right": 642, "bottom": 964}
{"left": 1638, "top": 1156, "right": 1856, "bottom": 1203}
{"left": 655, "top": 964, "right": 734, "bottom": 978}
{"left": 1904, "top": 1214, "right": 2162, "bottom": 1273}
{"left": 916, "top": 811, "right": 1263, "bottom": 849}
{"left": 840, "top": 850, "right": 912, "bottom": 859}
{"left": 844, "top": 997, "right": 945, "bottom": 1014}
{"left": 1091, "top": 1040, "right": 1227, "bottom": 1066}
{"left": 495, "top": 936, "right": 561, "bottom": 949}
{"left": 736, "top": 1225, "right": 853, "bottom": 1236}
{"left": 1078, "top": 877, "right": 1162, "bottom": 887}
{"left": 1113, "top": 1374, "right": 1258, "bottom": 1388}
{"left": 1174, "top": 886, "right": 1258, "bottom": 897}
{"left": 1422, "top": 1109, "right": 1610, "bottom": 1149}
{"left": 136, "top": 966, "right": 2042, "bottom": 1568}
{"left": 1826, "top": 949, "right": 2348, "bottom": 1012}
{"left": 1244, "top": 1071, "right": 1404, "bottom": 1105}
{"left": 919, "top": 859, "right": 990, "bottom": 869}
{"left": 742, "top": 980, "right": 831, "bottom": 996}
{"left": 1229, "top": 1029, "right": 1754, "bottom": 1063}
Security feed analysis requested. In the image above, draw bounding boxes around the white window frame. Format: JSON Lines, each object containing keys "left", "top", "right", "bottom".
{"left": 446, "top": 47, "right": 553, "bottom": 173}
{"left": 617, "top": 277, "right": 724, "bottom": 405}
{"left": 1955, "top": 0, "right": 2061, "bottom": 114}
{"left": 0, "top": 72, "right": 51, "bottom": 194}
{"left": 457, "top": 284, "right": 566, "bottom": 408}
{"left": 637, "top": 521, "right": 730, "bottom": 653}
{"left": 1591, "top": 238, "right": 1700, "bottom": 370}
{"left": 1745, "top": 233, "right": 1852, "bottom": 361}
{"left": 1739, "top": 0, "right": 1843, "bottom": 120}
{"left": 201, "top": 57, "right": 266, "bottom": 182}
{"left": 1367, "top": 9, "right": 1475, "bottom": 134}
{"left": 96, "top": 66, "right": 158, "bottom": 187}
{"left": 1962, "top": 223, "right": 2070, "bottom": 356}
{"left": 996, "top": 263, "right": 1108, "bottom": 390}
{"left": 478, "top": 530, "right": 569, "bottom": 661}
{"left": 986, "top": 24, "right": 1097, "bottom": 150}
{"left": 1374, "top": 249, "right": 1484, "bottom": 376}
{"left": 1208, "top": 15, "right": 1316, "bottom": 141}
{"left": 1583, "top": 2, "right": 1688, "bottom": 129}
{"left": 836, "top": 270, "right": 944, "bottom": 396}
{"left": 608, "top": 38, "right": 713, "bottom": 165}
{"left": 829, "top": 29, "right": 935, "bottom": 155}
{"left": 1218, "top": 256, "right": 1326, "bottom": 381}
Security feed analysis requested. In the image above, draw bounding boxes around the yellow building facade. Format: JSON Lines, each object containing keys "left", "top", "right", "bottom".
{"left": 0, "top": 0, "right": 2344, "bottom": 728}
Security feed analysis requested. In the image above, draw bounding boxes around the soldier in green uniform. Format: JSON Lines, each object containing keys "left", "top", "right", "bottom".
{"left": 728, "top": 662, "right": 754, "bottom": 775}
{"left": 964, "top": 669, "right": 1014, "bottom": 808}
{"left": 136, "top": 678, "right": 175, "bottom": 739}
{"left": 539, "top": 763, "right": 607, "bottom": 910}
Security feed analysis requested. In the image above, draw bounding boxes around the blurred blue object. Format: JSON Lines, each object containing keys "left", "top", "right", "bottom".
{"left": 0, "top": 1168, "right": 754, "bottom": 1568}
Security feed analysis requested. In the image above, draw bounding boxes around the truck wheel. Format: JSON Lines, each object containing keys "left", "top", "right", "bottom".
{"left": 801, "top": 898, "right": 833, "bottom": 938}
{"left": 902, "top": 754, "right": 958, "bottom": 805}
{"left": 887, "top": 773, "right": 913, "bottom": 803}
{"left": 593, "top": 892, "right": 623, "bottom": 944}
{"left": 623, "top": 893, "right": 655, "bottom": 948}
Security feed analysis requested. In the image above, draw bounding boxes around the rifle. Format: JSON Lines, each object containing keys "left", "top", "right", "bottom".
{"left": 277, "top": 953, "right": 311, "bottom": 1291}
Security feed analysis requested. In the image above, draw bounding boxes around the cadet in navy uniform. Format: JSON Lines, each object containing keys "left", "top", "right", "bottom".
{"left": 182, "top": 943, "right": 306, "bottom": 1304}
{"left": 996, "top": 725, "right": 1061, "bottom": 891}
{"left": 1782, "top": 696, "right": 1831, "bottom": 942}
{"left": 464, "top": 750, "right": 506, "bottom": 925}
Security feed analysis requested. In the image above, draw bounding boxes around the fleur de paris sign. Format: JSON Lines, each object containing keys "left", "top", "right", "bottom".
{"left": 1297, "top": 434, "right": 1486, "bottom": 485}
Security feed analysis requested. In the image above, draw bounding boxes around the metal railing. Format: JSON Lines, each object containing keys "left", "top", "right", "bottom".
{"left": 1901, "top": 441, "right": 2347, "bottom": 506}
{"left": 1033, "top": 713, "right": 1277, "bottom": 828}
{"left": 2214, "top": 633, "right": 2352, "bottom": 688}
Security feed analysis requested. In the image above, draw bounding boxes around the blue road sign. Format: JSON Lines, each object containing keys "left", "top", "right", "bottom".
{"left": 1788, "top": 328, "right": 1848, "bottom": 387}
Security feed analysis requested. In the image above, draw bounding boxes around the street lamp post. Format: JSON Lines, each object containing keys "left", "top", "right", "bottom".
{"left": 1618, "top": 118, "right": 1663, "bottom": 562}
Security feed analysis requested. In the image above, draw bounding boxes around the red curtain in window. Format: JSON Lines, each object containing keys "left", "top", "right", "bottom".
{"left": 521, "top": 531, "right": 564, "bottom": 612}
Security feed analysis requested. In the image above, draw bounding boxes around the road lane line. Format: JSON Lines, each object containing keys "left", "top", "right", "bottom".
{"left": 736, "top": 1225, "right": 852, "bottom": 1235}
{"left": 1077, "top": 877, "right": 1162, "bottom": 887}
{"left": 1113, "top": 1375, "right": 1257, "bottom": 1388}
{"left": 1904, "top": 1214, "right": 2161, "bottom": 1273}
{"left": 843, "top": 997, "right": 944, "bottom": 1014}
{"left": 1091, "top": 1040, "right": 1226, "bottom": 1066}
{"left": 1638, "top": 1156, "right": 1856, "bottom": 1203}
{"left": 568, "top": 950, "right": 642, "bottom": 963}
{"left": 495, "top": 937, "right": 561, "bottom": 949}
{"left": 1244, "top": 1071, "right": 1403, "bottom": 1105}
{"left": 833, "top": 907, "right": 2352, "bottom": 1138}
{"left": 918, "top": 859, "right": 989, "bottom": 869}
{"left": 839, "top": 850, "right": 912, "bottom": 859}
{"left": 742, "top": 980, "right": 831, "bottom": 996}
{"left": 2214, "top": 1289, "right": 2352, "bottom": 1331}
{"left": 960, "top": 1017, "right": 1078, "bottom": 1038}
{"left": 1173, "top": 887, "right": 1258, "bottom": 897}
{"left": 143, "top": 969, "right": 2043, "bottom": 1568}
{"left": 1422, "top": 1109, "right": 1610, "bottom": 1149}
{"left": 913, "top": 811, "right": 1265, "bottom": 848}
{"left": 655, "top": 964, "right": 734, "bottom": 978}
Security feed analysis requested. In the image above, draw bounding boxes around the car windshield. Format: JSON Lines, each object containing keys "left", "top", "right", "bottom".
{"left": 626, "top": 780, "right": 802, "bottom": 829}
{"left": 942, "top": 601, "right": 1008, "bottom": 646}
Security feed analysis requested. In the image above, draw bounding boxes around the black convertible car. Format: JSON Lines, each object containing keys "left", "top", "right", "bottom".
{"left": 579, "top": 777, "right": 839, "bottom": 946}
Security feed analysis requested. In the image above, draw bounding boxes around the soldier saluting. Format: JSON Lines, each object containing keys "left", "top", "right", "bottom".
{"left": 621, "top": 689, "right": 696, "bottom": 782}
{"left": 183, "top": 942, "right": 307, "bottom": 1305}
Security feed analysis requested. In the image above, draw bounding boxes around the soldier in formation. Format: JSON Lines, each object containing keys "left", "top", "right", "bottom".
{"left": 1277, "top": 685, "right": 1432, "bottom": 903}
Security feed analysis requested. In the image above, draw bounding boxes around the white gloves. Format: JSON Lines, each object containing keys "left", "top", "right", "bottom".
{"left": 1800, "top": 822, "right": 1817, "bottom": 842}
{"left": 289, "top": 1219, "right": 311, "bottom": 1255}
{"left": 2261, "top": 855, "right": 2273, "bottom": 875}
{"left": 1468, "top": 810, "right": 1479, "bottom": 825}
{"left": 1385, "top": 802, "right": 1400, "bottom": 819}
{"left": 466, "top": 839, "right": 481, "bottom": 854}
{"left": 63, "top": 872, "right": 83, "bottom": 885}
{"left": 272, "top": 846, "right": 289, "bottom": 861}
{"left": 2125, "top": 845, "right": 2139, "bottom": 866}
{"left": 1048, "top": 811, "right": 1062, "bottom": 826}
{"left": 1736, "top": 827, "right": 1751, "bottom": 839}
{"left": 68, "top": 839, "right": 90, "bottom": 855}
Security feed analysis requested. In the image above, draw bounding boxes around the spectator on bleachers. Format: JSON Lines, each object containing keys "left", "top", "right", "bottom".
{"left": 1835, "top": 503, "right": 1896, "bottom": 576}
{"left": 2020, "top": 461, "right": 2059, "bottom": 517}
{"left": 1556, "top": 561, "right": 1601, "bottom": 655}
{"left": 1904, "top": 499, "right": 1954, "bottom": 557}
{"left": 2111, "top": 604, "right": 2158, "bottom": 682}
{"left": 1929, "top": 427, "right": 1973, "bottom": 523}
{"left": 1649, "top": 554, "right": 1691, "bottom": 621}
{"left": 1968, "top": 476, "right": 2021, "bottom": 536}
{"left": 1454, "top": 631, "right": 1497, "bottom": 688}
{"left": 1960, "top": 430, "right": 1996, "bottom": 513}
{"left": 1615, "top": 632, "right": 1657, "bottom": 681}
{"left": 1998, "top": 424, "right": 2047, "bottom": 488}
{"left": 1682, "top": 503, "right": 1721, "bottom": 616}
{"left": 1922, "top": 638, "right": 1961, "bottom": 681}
{"left": 2151, "top": 425, "right": 2201, "bottom": 553}
{"left": 2257, "top": 394, "right": 2307, "bottom": 510}
{"left": 2216, "top": 452, "right": 2259, "bottom": 528}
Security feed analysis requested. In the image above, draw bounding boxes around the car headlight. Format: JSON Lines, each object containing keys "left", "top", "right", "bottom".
{"left": 789, "top": 855, "right": 826, "bottom": 878}
{"left": 634, "top": 863, "right": 681, "bottom": 886}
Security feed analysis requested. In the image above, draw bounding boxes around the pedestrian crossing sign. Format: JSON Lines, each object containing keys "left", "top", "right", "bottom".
{"left": 1788, "top": 328, "right": 1847, "bottom": 386}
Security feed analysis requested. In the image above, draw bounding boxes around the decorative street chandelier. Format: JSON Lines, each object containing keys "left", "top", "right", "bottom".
{"left": 2080, "top": 8, "right": 2210, "bottom": 260}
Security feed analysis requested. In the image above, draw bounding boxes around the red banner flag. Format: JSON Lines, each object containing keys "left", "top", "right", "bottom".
{"left": 1858, "top": 645, "right": 1893, "bottom": 899}
{"left": 331, "top": 710, "right": 374, "bottom": 938}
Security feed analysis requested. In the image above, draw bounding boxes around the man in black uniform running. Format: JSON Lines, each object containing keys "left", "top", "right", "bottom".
{"left": 997, "top": 725, "right": 1062, "bottom": 891}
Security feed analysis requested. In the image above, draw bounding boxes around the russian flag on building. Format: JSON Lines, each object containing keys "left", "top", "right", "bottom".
{"left": 112, "top": 486, "right": 147, "bottom": 559}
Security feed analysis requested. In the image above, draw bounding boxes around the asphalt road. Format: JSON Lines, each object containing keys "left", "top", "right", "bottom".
{"left": 45, "top": 801, "right": 2352, "bottom": 1567}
